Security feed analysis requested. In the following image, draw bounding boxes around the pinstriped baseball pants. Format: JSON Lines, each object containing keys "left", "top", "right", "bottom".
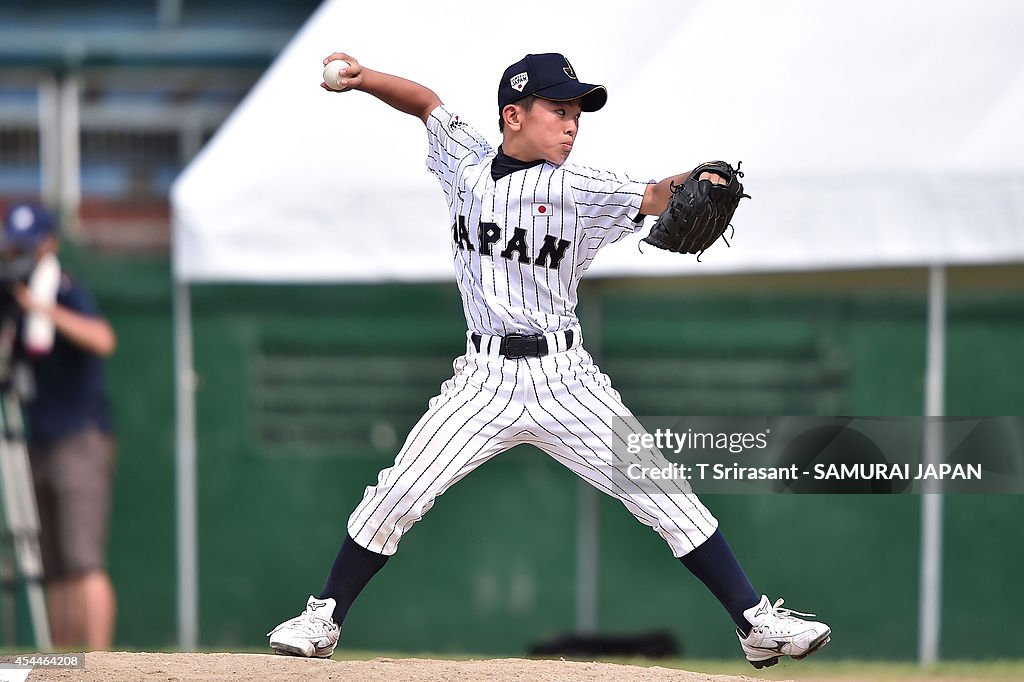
{"left": 348, "top": 328, "right": 719, "bottom": 557}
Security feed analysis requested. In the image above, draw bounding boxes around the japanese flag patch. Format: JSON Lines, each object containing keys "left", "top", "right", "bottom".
{"left": 532, "top": 203, "right": 553, "bottom": 217}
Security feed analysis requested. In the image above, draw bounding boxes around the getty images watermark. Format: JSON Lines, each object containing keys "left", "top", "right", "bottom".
{"left": 610, "top": 417, "right": 1024, "bottom": 494}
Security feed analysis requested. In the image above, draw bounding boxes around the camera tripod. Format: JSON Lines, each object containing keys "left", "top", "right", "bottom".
{"left": 0, "top": 317, "right": 52, "bottom": 648}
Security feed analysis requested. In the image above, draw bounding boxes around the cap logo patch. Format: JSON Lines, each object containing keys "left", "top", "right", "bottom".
{"left": 563, "top": 59, "right": 576, "bottom": 80}
{"left": 510, "top": 71, "right": 529, "bottom": 93}
{"left": 11, "top": 206, "right": 35, "bottom": 231}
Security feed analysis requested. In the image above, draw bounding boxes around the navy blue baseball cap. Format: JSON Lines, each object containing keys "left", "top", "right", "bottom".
{"left": 498, "top": 53, "right": 607, "bottom": 112}
{"left": 3, "top": 202, "right": 56, "bottom": 249}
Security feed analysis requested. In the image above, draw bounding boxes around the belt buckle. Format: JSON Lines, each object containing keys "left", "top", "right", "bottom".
{"left": 503, "top": 334, "right": 538, "bottom": 359}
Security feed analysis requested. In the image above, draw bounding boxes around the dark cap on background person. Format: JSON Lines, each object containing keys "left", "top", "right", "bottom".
{"left": 3, "top": 202, "right": 57, "bottom": 250}
{"left": 498, "top": 53, "right": 607, "bottom": 113}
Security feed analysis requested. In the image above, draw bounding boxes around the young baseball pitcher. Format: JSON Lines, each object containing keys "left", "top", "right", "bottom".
{"left": 268, "top": 52, "right": 831, "bottom": 669}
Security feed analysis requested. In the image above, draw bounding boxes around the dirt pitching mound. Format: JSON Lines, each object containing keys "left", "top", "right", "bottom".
{"left": 27, "top": 651, "right": 774, "bottom": 681}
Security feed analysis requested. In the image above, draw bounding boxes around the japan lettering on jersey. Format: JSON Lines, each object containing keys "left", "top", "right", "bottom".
{"left": 425, "top": 105, "right": 648, "bottom": 337}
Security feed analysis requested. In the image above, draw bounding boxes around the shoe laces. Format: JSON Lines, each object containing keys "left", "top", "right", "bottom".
{"left": 770, "top": 598, "right": 816, "bottom": 621}
{"left": 751, "top": 598, "right": 816, "bottom": 636}
{"left": 267, "top": 610, "right": 336, "bottom": 637}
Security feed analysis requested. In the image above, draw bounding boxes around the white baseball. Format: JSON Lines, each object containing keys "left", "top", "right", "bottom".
{"left": 322, "top": 59, "right": 351, "bottom": 91}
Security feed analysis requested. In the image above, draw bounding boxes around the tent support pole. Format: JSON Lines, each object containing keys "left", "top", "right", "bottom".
{"left": 574, "top": 282, "right": 605, "bottom": 634}
{"left": 173, "top": 280, "right": 199, "bottom": 650}
{"left": 918, "top": 265, "right": 946, "bottom": 665}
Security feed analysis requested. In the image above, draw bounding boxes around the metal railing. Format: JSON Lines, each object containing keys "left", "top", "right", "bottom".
{"left": 1, "top": 70, "right": 244, "bottom": 251}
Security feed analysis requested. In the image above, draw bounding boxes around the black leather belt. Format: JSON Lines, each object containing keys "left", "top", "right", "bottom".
{"left": 470, "top": 330, "right": 574, "bottom": 359}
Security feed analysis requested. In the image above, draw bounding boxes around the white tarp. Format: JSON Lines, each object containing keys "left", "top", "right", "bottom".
{"left": 171, "top": 0, "right": 1024, "bottom": 283}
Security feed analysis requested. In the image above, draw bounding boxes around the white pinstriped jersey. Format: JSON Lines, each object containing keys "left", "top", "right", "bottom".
{"left": 426, "top": 105, "right": 648, "bottom": 336}
{"left": 346, "top": 105, "right": 718, "bottom": 557}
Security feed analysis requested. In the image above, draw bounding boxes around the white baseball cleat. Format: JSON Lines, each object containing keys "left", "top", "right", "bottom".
{"left": 737, "top": 595, "right": 831, "bottom": 669}
{"left": 267, "top": 595, "right": 340, "bottom": 658}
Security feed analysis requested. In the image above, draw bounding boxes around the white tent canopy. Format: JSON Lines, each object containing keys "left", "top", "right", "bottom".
{"left": 172, "top": 0, "right": 1024, "bottom": 283}
{"left": 169, "top": 0, "right": 1024, "bottom": 659}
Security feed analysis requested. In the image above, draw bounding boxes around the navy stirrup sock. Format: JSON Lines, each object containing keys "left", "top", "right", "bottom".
{"left": 319, "top": 534, "right": 389, "bottom": 626}
{"left": 680, "top": 529, "right": 760, "bottom": 635}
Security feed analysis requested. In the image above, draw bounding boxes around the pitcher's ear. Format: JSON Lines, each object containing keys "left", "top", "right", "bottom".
{"left": 502, "top": 104, "right": 523, "bottom": 132}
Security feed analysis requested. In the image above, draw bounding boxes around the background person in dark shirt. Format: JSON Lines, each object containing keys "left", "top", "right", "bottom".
{"left": 3, "top": 202, "right": 117, "bottom": 650}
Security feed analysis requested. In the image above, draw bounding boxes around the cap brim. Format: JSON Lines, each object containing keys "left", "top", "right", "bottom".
{"left": 5, "top": 235, "right": 45, "bottom": 249}
{"left": 534, "top": 82, "right": 607, "bottom": 112}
